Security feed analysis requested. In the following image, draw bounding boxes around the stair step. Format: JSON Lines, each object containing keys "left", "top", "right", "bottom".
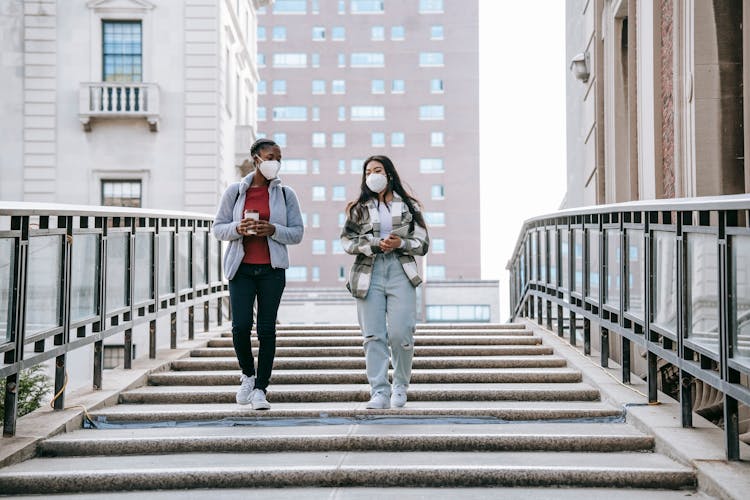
{"left": 88, "top": 401, "right": 624, "bottom": 422}
{"left": 189, "top": 345, "right": 555, "bottom": 357}
{"left": 148, "top": 369, "right": 583, "bottom": 386}
{"left": 221, "top": 329, "right": 535, "bottom": 337}
{"left": 207, "top": 336, "right": 542, "bottom": 348}
{"left": 39, "top": 423, "right": 654, "bottom": 456}
{"left": 0, "top": 451, "right": 696, "bottom": 494}
{"left": 172, "top": 355, "right": 568, "bottom": 371}
{"left": 119, "top": 383, "right": 601, "bottom": 404}
{"left": 273, "top": 323, "right": 527, "bottom": 331}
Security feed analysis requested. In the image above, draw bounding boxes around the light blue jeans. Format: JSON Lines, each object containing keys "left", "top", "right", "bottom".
{"left": 356, "top": 252, "right": 416, "bottom": 397}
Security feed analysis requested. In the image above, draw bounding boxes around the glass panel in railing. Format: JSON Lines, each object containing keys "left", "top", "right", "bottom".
{"left": 574, "top": 229, "right": 583, "bottom": 294}
{"left": 209, "top": 234, "right": 219, "bottom": 283}
{"left": 133, "top": 233, "right": 153, "bottom": 304}
{"left": 560, "top": 230, "right": 569, "bottom": 289}
{"left": 732, "top": 235, "right": 750, "bottom": 369}
{"left": 587, "top": 229, "right": 600, "bottom": 300}
{"left": 106, "top": 233, "right": 129, "bottom": 312}
{"left": 539, "top": 230, "right": 546, "bottom": 283}
{"left": 548, "top": 229, "right": 557, "bottom": 284}
{"left": 178, "top": 232, "right": 192, "bottom": 291}
{"left": 70, "top": 234, "right": 99, "bottom": 322}
{"left": 687, "top": 233, "right": 718, "bottom": 352}
{"left": 626, "top": 230, "right": 645, "bottom": 316}
{"left": 194, "top": 232, "right": 207, "bottom": 286}
{"left": 158, "top": 232, "right": 174, "bottom": 296}
{"left": 605, "top": 229, "right": 620, "bottom": 307}
{"left": 530, "top": 233, "right": 537, "bottom": 281}
{"left": 653, "top": 232, "right": 677, "bottom": 333}
{"left": 26, "top": 235, "right": 62, "bottom": 333}
{"left": 0, "top": 238, "right": 14, "bottom": 341}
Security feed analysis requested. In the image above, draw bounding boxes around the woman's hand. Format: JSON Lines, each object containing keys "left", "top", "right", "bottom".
{"left": 379, "top": 234, "right": 402, "bottom": 252}
{"left": 251, "top": 219, "right": 276, "bottom": 237}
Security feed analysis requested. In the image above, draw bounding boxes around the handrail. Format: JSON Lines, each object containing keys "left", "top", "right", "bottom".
{"left": 0, "top": 201, "right": 227, "bottom": 437}
{"left": 507, "top": 194, "right": 750, "bottom": 460}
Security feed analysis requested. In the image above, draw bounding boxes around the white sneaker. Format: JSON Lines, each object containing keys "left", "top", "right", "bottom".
{"left": 366, "top": 391, "right": 390, "bottom": 409}
{"left": 236, "top": 374, "right": 255, "bottom": 405}
{"left": 391, "top": 385, "right": 408, "bottom": 408}
{"left": 250, "top": 388, "right": 271, "bottom": 410}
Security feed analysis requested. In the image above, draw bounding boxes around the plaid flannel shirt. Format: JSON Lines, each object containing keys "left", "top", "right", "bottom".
{"left": 340, "top": 194, "right": 429, "bottom": 299}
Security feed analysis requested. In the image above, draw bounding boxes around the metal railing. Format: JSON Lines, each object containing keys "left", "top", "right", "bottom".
{"left": 79, "top": 82, "right": 160, "bottom": 131}
{"left": 507, "top": 194, "right": 750, "bottom": 460}
{"left": 0, "top": 202, "right": 227, "bottom": 437}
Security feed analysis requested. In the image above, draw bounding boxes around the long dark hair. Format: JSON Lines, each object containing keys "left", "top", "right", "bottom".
{"left": 346, "top": 155, "right": 426, "bottom": 228}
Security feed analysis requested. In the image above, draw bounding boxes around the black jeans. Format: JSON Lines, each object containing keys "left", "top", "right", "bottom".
{"left": 228, "top": 264, "right": 286, "bottom": 391}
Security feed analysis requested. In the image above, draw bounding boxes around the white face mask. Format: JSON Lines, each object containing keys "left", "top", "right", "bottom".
{"left": 365, "top": 173, "right": 388, "bottom": 193}
{"left": 257, "top": 159, "right": 280, "bottom": 179}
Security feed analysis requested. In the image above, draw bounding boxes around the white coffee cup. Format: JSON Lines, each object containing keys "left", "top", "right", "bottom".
{"left": 243, "top": 209, "right": 259, "bottom": 235}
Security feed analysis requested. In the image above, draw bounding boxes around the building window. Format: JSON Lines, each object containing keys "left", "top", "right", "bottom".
{"left": 426, "top": 305, "right": 491, "bottom": 323}
{"left": 426, "top": 265, "right": 446, "bottom": 280}
{"left": 338, "top": 160, "right": 346, "bottom": 174}
{"left": 338, "top": 265, "right": 346, "bottom": 281}
{"left": 338, "top": 106, "right": 346, "bottom": 121}
{"left": 257, "top": 53, "right": 266, "bottom": 67}
{"left": 312, "top": 132, "right": 326, "bottom": 148}
{"left": 350, "top": 0, "right": 384, "bottom": 14}
{"left": 419, "top": 52, "right": 444, "bottom": 67}
{"left": 390, "top": 26, "right": 405, "bottom": 41}
{"left": 338, "top": 212, "right": 346, "bottom": 227}
{"left": 351, "top": 53, "right": 384, "bottom": 67}
{"left": 371, "top": 79, "right": 385, "bottom": 94}
{"left": 371, "top": 132, "right": 385, "bottom": 147}
{"left": 430, "top": 132, "right": 444, "bottom": 147}
{"left": 287, "top": 266, "right": 307, "bottom": 282}
{"left": 391, "top": 79, "right": 405, "bottom": 93}
{"left": 332, "top": 239, "right": 345, "bottom": 254}
{"left": 311, "top": 0, "right": 320, "bottom": 14}
{"left": 273, "top": 0, "right": 307, "bottom": 14}
{"left": 431, "top": 184, "right": 445, "bottom": 199}
{"left": 312, "top": 79, "right": 326, "bottom": 94}
{"left": 351, "top": 106, "right": 385, "bottom": 120}
{"left": 273, "top": 53, "right": 307, "bottom": 68}
{"left": 430, "top": 79, "right": 444, "bottom": 93}
{"left": 311, "top": 159, "right": 320, "bottom": 174}
{"left": 273, "top": 133, "right": 287, "bottom": 147}
{"left": 338, "top": 53, "right": 346, "bottom": 67}
{"left": 424, "top": 212, "right": 445, "bottom": 226}
{"left": 419, "top": 105, "right": 444, "bottom": 120}
{"left": 351, "top": 159, "right": 365, "bottom": 174}
{"left": 312, "top": 186, "right": 326, "bottom": 201}
{"left": 273, "top": 106, "right": 307, "bottom": 121}
{"left": 272, "top": 79, "right": 287, "bottom": 94}
{"left": 312, "top": 26, "right": 326, "bottom": 40}
{"left": 420, "top": 158, "right": 444, "bottom": 173}
{"left": 332, "top": 185, "right": 346, "bottom": 201}
{"left": 431, "top": 25, "right": 444, "bottom": 39}
{"left": 272, "top": 26, "right": 287, "bottom": 41}
{"left": 311, "top": 213, "right": 320, "bottom": 227}
{"left": 371, "top": 26, "right": 385, "bottom": 40}
{"left": 419, "top": 0, "right": 444, "bottom": 14}
{"left": 102, "top": 180, "right": 142, "bottom": 207}
{"left": 338, "top": 0, "right": 346, "bottom": 14}
{"left": 332, "top": 26, "right": 345, "bottom": 41}
{"left": 300, "top": 213, "right": 307, "bottom": 227}
{"left": 432, "top": 238, "right": 445, "bottom": 253}
{"left": 311, "top": 53, "right": 320, "bottom": 67}
{"left": 311, "top": 266, "right": 320, "bottom": 281}
{"left": 280, "top": 159, "right": 307, "bottom": 174}
{"left": 257, "top": 107, "right": 266, "bottom": 121}
{"left": 258, "top": 26, "right": 267, "bottom": 41}
{"left": 391, "top": 132, "right": 405, "bottom": 147}
{"left": 312, "top": 239, "right": 326, "bottom": 255}
{"left": 258, "top": 80, "right": 267, "bottom": 94}
{"left": 332, "top": 132, "right": 346, "bottom": 148}
{"left": 102, "top": 21, "right": 142, "bottom": 82}
{"left": 332, "top": 79, "right": 346, "bottom": 94}
{"left": 312, "top": 106, "right": 320, "bottom": 121}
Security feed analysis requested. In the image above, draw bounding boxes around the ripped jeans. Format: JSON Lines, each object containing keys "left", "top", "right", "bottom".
{"left": 356, "top": 252, "right": 416, "bottom": 397}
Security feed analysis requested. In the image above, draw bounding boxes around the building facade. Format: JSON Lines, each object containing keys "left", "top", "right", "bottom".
{"left": 256, "top": 0, "right": 480, "bottom": 288}
{"left": 0, "top": 0, "right": 268, "bottom": 213}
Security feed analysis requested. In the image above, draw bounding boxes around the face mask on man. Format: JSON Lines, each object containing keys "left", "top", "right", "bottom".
{"left": 256, "top": 157, "right": 281, "bottom": 179}
{"left": 366, "top": 173, "right": 388, "bottom": 193}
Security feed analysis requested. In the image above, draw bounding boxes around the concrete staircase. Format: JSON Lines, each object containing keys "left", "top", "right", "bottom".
{"left": 0, "top": 323, "right": 698, "bottom": 496}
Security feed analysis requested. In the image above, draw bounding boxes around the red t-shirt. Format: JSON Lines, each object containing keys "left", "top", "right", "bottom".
{"left": 241, "top": 186, "right": 272, "bottom": 264}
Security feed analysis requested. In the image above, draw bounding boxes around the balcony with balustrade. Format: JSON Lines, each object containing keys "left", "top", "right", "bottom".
{"left": 79, "top": 82, "right": 160, "bottom": 132}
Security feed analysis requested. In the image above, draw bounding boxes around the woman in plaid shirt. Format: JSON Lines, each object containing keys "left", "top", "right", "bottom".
{"left": 340, "top": 155, "right": 430, "bottom": 409}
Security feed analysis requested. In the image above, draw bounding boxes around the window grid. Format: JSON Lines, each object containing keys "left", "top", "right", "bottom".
{"left": 101, "top": 180, "right": 142, "bottom": 207}
{"left": 102, "top": 21, "right": 142, "bottom": 83}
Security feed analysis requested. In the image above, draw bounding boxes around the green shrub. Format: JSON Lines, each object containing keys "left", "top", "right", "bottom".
{"left": 0, "top": 364, "right": 50, "bottom": 423}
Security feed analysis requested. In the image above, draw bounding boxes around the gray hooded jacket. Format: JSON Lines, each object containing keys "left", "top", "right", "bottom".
{"left": 212, "top": 173, "right": 304, "bottom": 280}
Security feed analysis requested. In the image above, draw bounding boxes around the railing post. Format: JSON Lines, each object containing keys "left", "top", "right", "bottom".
{"left": 93, "top": 215, "right": 108, "bottom": 391}
{"left": 204, "top": 300, "right": 210, "bottom": 332}
{"left": 536, "top": 297, "right": 542, "bottom": 325}
{"left": 149, "top": 320, "right": 156, "bottom": 359}
{"left": 557, "top": 305, "right": 564, "bottom": 337}
{"left": 569, "top": 310, "right": 577, "bottom": 346}
{"left": 93, "top": 340, "right": 103, "bottom": 390}
{"left": 217, "top": 296, "right": 223, "bottom": 327}
{"left": 170, "top": 311, "right": 177, "bottom": 349}
{"left": 3, "top": 374, "right": 18, "bottom": 437}
{"left": 53, "top": 216, "right": 74, "bottom": 410}
{"left": 676, "top": 211, "right": 689, "bottom": 412}
{"left": 546, "top": 300, "right": 552, "bottom": 330}
{"left": 124, "top": 329, "right": 132, "bottom": 369}
{"left": 188, "top": 305, "right": 195, "bottom": 341}
{"left": 600, "top": 327, "right": 609, "bottom": 367}
{"left": 583, "top": 317, "right": 591, "bottom": 355}
{"left": 644, "top": 212, "right": 658, "bottom": 404}
{"left": 621, "top": 337, "right": 631, "bottom": 383}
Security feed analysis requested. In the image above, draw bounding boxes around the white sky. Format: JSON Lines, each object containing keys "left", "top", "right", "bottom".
{"left": 478, "top": 1, "right": 567, "bottom": 319}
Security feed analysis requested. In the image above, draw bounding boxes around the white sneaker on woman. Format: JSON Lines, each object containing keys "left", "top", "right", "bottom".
{"left": 236, "top": 374, "right": 255, "bottom": 405}
{"left": 366, "top": 391, "right": 391, "bottom": 409}
{"left": 251, "top": 388, "right": 271, "bottom": 410}
{"left": 391, "top": 385, "right": 408, "bottom": 408}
